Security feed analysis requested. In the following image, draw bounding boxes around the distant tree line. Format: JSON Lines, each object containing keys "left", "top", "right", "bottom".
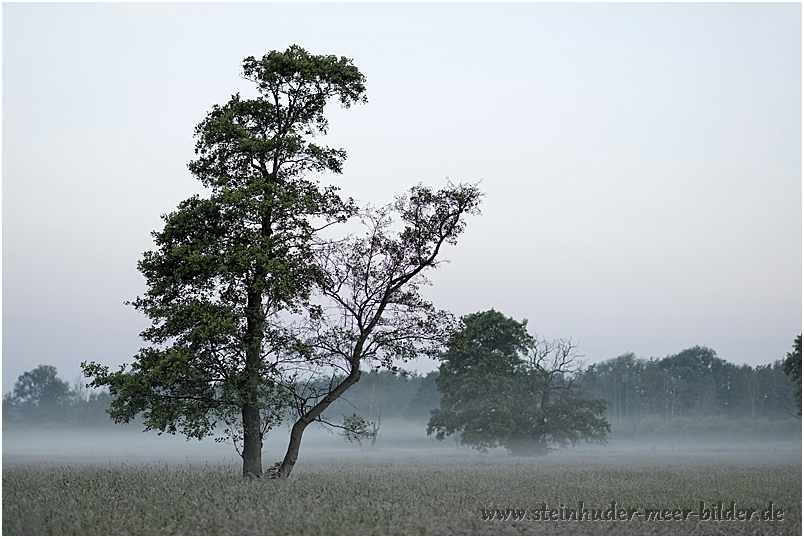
{"left": 4, "top": 338, "right": 799, "bottom": 435}
{"left": 2, "top": 364, "right": 441, "bottom": 430}
{"left": 2, "top": 365, "right": 115, "bottom": 427}
{"left": 579, "top": 345, "right": 799, "bottom": 424}
{"left": 298, "top": 334, "right": 801, "bottom": 449}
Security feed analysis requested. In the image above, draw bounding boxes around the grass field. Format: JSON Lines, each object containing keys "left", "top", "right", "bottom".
{"left": 3, "top": 446, "right": 800, "bottom": 535}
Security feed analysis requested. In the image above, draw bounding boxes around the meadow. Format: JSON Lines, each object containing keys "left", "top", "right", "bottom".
{"left": 2, "top": 426, "right": 801, "bottom": 535}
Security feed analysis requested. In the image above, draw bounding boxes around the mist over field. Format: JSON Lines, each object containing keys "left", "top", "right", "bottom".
{"left": 3, "top": 419, "right": 800, "bottom": 468}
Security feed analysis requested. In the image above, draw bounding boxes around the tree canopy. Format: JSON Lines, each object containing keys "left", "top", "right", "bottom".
{"left": 427, "top": 309, "right": 609, "bottom": 455}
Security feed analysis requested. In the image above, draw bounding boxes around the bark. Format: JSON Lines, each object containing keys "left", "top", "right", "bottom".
{"left": 242, "top": 402, "right": 262, "bottom": 477}
{"left": 241, "top": 289, "right": 264, "bottom": 477}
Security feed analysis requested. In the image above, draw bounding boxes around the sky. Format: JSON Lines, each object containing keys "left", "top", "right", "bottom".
{"left": 3, "top": 2, "right": 801, "bottom": 395}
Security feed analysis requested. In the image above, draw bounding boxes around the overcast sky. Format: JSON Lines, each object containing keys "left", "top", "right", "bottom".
{"left": 3, "top": 2, "right": 801, "bottom": 394}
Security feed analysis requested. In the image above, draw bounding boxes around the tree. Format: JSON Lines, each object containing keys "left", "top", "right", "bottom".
{"left": 427, "top": 310, "right": 609, "bottom": 455}
{"left": 273, "top": 182, "right": 482, "bottom": 477}
{"left": 782, "top": 334, "right": 802, "bottom": 418}
{"left": 3, "top": 365, "right": 73, "bottom": 423}
{"left": 82, "top": 45, "right": 366, "bottom": 478}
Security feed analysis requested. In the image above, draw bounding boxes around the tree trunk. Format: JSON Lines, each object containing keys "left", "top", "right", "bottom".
{"left": 275, "top": 417, "right": 308, "bottom": 478}
{"left": 242, "top": 403, "right": 262, "bottom": 477}
{"left": 532, "top": 377, "right": 552, "bottom": 455}
{"left": 242, "top": 289, "right": 264, "bottom": 478}
{"left": 274, "top": 360, "right": 362, "bottom": 478}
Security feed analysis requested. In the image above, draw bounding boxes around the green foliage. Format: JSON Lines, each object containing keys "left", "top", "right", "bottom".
{"left": 188, "top": 44, "right": 366, "bottom": 189}
{"left": 782, "top": 334, "right": 802, "bottom": 416}
{"left": 427, "top": 310, "right": 610, "bottom": 455}
{"left": 81, "top": 46, "right": 366, "bottom": 474}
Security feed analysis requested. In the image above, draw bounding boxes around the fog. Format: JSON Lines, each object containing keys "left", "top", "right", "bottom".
{"left": 2, "top": 422, "right": 452, "bottom": 467}
{"left": 3, "top": 421, "right": 800, "bottom": 471}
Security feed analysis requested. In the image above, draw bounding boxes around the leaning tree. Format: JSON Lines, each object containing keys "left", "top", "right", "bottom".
{"left": 273, "top": 182, "right": 483, "bottom": 477}
{"left": 82, "top": 45, "right": 366, "bottom": 478}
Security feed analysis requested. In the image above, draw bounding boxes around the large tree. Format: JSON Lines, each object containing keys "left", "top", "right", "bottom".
{"left": 82, "top": 45, "right": 366, "bottom": 478}
{"left": 273, "top": 182, "right": 483, "bottom": 477}
{"left": 427, "top": 309, "right": 609, "bottom": 455}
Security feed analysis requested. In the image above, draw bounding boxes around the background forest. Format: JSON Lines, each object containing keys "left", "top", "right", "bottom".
{"left": 4, "top": 344, "right": 799, "bottom": 442}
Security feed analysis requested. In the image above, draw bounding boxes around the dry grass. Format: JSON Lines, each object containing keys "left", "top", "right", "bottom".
{"left": 3, "top": 451, "right": 800, "bottom": 535}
